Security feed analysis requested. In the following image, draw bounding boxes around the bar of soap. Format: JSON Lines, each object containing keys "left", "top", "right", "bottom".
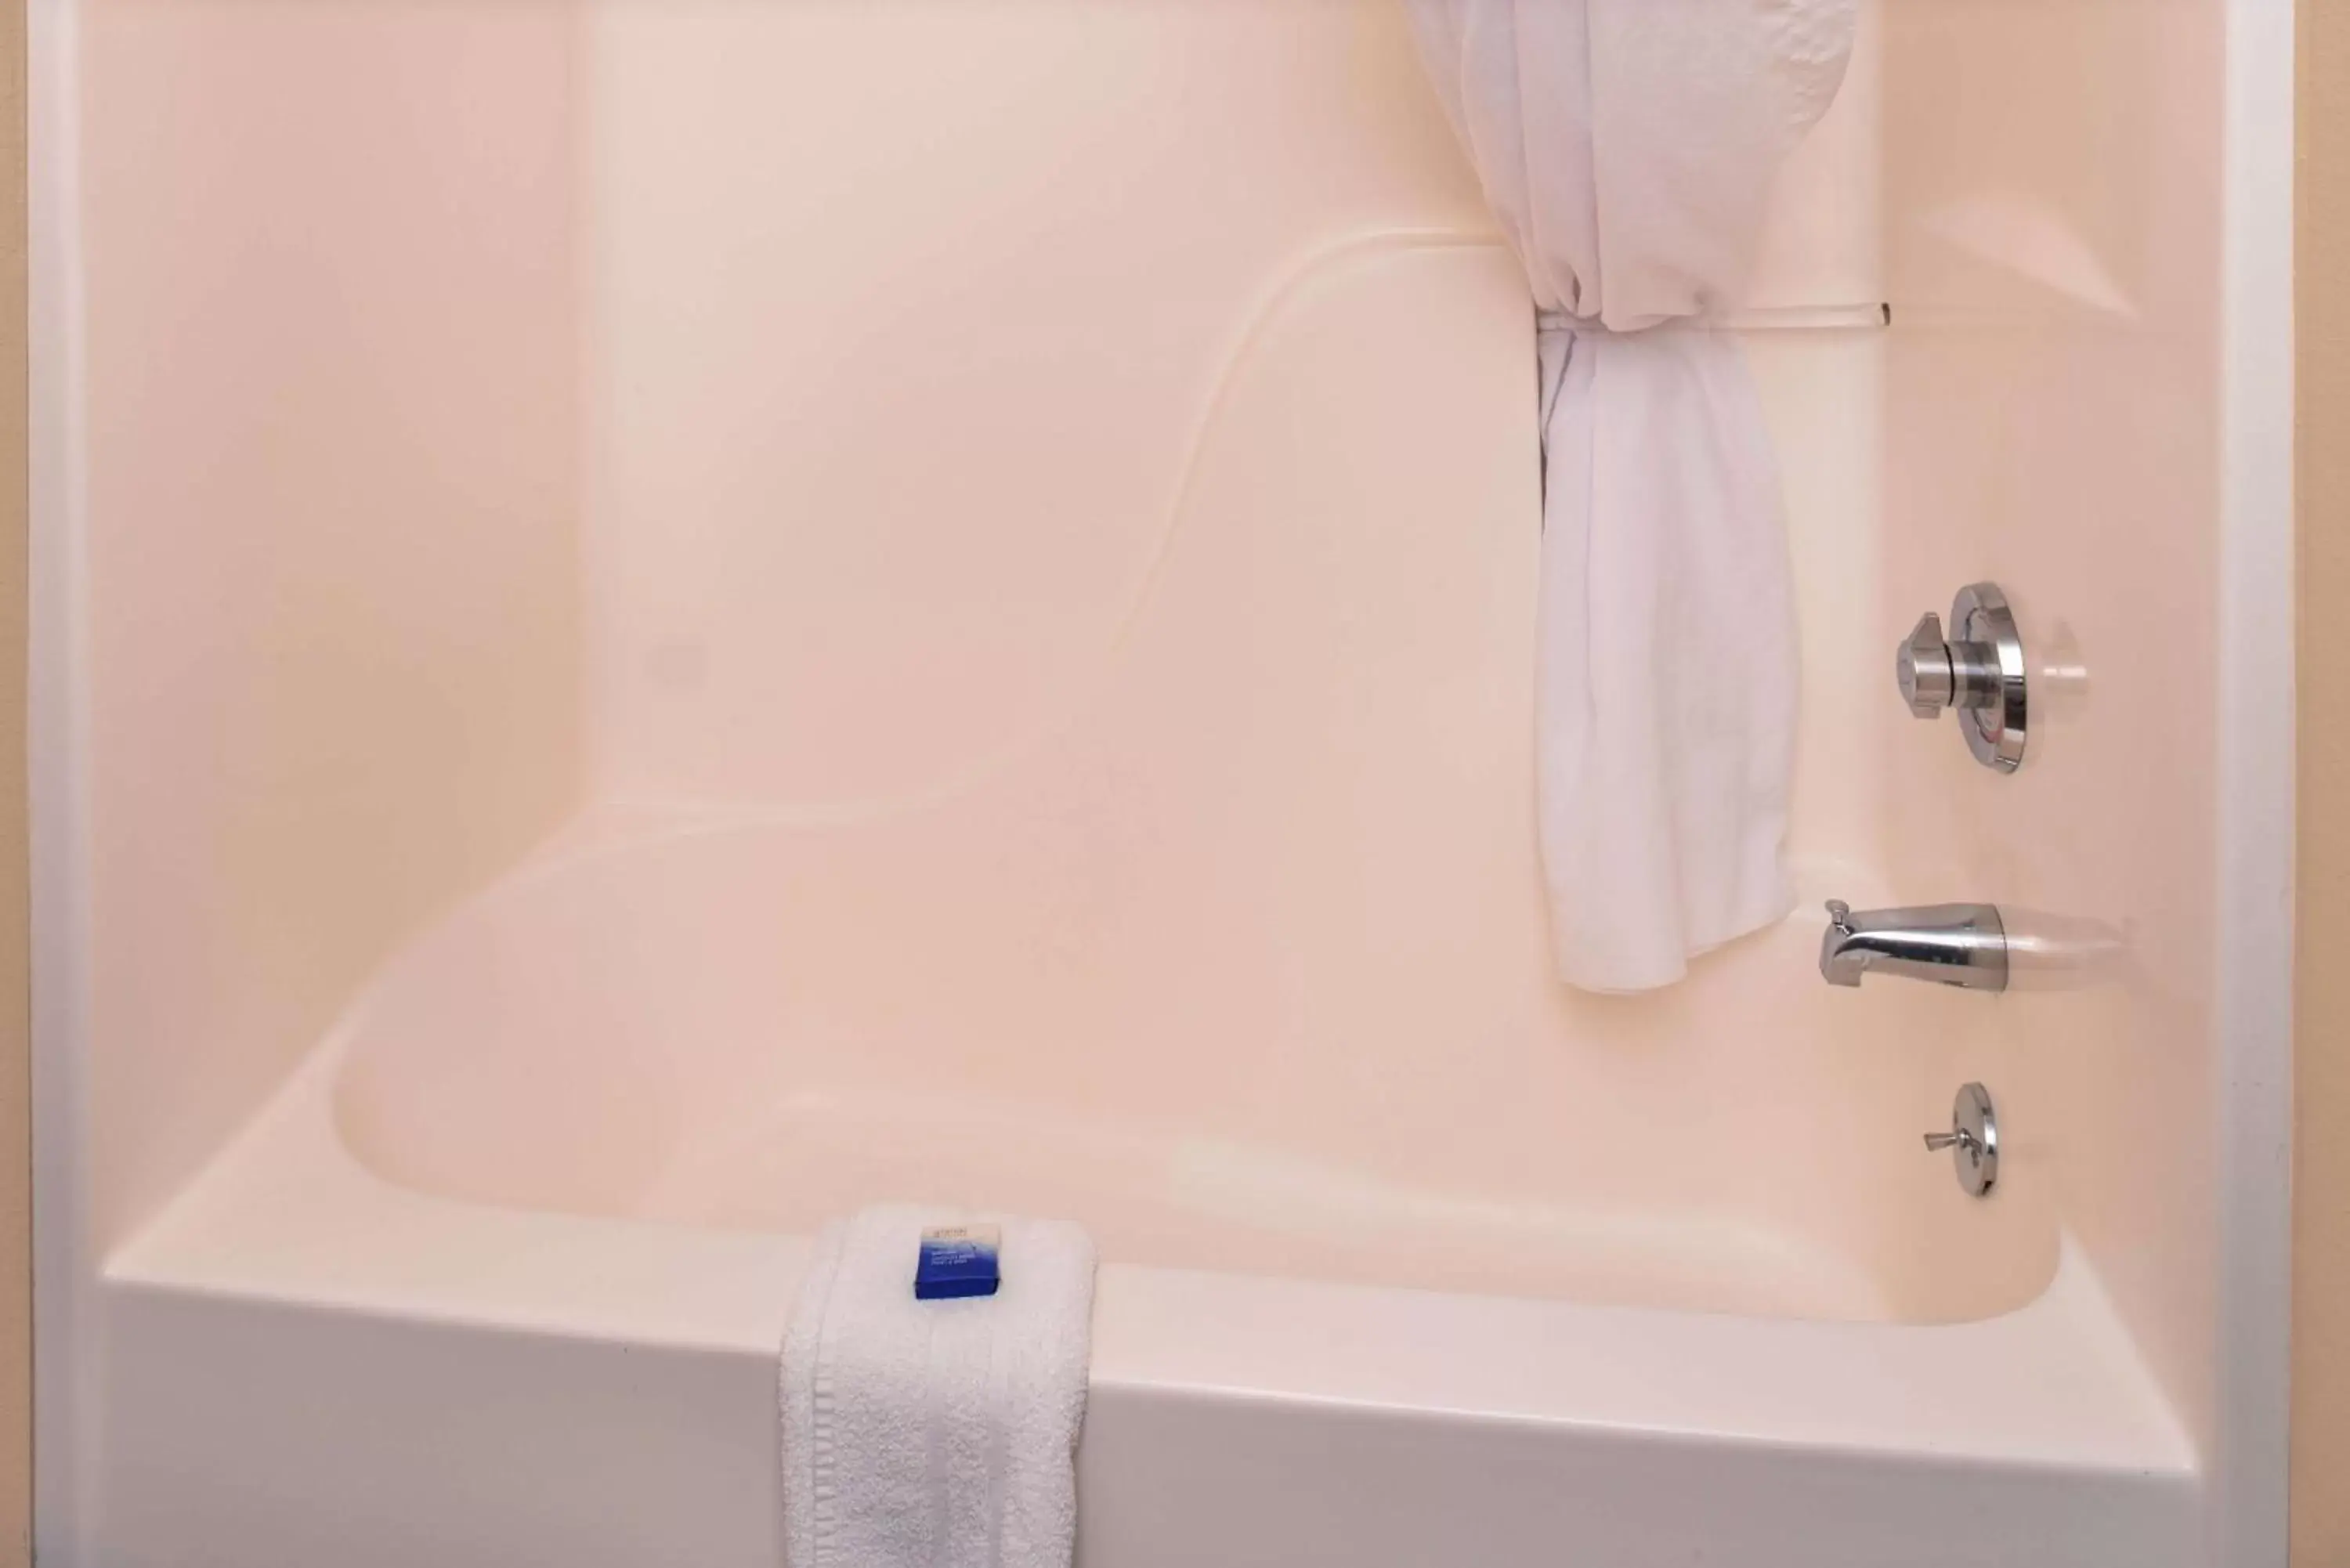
{"left": 913, "top": 1224, "right": 1002, "bottom": 1301}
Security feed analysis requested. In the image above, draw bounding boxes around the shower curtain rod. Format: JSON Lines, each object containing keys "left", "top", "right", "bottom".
{"left": 1716, "top": 302, "right": 1891, "bottom": 331}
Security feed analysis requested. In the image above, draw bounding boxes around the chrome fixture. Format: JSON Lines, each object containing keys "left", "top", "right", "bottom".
{"left": 1925, "top": 1082, "right": 1999, "bottom": 1198}
{"left": 1896, "top": 581, "right": 2028, "bottom": 771}
{"left": 1820, "top": 900, "right": 2008, "bottom": 992}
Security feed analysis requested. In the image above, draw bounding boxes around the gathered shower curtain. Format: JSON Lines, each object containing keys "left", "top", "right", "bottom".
{"left": 1408, "top": 0, "right": 1856, "bottom": 992}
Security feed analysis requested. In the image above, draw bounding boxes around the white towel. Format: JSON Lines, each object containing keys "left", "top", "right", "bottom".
{"left": 1408, "top": 0, "right": 1857, "bottom": 992}
{"left": 780, "top": 1206, "right": 1097, "bottom": 1568}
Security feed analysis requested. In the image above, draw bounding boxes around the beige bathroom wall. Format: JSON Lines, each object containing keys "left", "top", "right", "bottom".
{"left": 77, "top": 0, "right": 587, "bottom": 1249}
{"left": 0, "top": 0, "right": 27, "bottom": 1559}
{"left": 2298, "top": 2, "right": 2350, "bottom": 1561}
{"left": 578, "top": 0, "right": 1495, "bottom": 808}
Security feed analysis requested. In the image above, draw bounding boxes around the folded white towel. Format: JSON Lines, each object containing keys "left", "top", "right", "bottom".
{"left": 780, "top": 1206, "right": 1097, "bottom": 1568}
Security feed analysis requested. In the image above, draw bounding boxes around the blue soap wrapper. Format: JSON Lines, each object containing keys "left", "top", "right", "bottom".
{"left": 913, "top": 1224, "right": 1001, "bottom": 1300}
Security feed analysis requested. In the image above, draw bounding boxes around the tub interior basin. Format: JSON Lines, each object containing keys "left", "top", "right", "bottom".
{"left": 332, "top": 812, "right": 2056, "bottom": 1325}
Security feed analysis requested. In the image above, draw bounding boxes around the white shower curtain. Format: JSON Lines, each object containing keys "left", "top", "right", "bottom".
{"left": 1408, "top": 0, "right": 1856, "bottom": 992}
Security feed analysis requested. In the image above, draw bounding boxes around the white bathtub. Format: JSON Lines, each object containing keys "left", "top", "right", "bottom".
{"left": 78, "top": 809, "right": 2190, "bottom": 1567}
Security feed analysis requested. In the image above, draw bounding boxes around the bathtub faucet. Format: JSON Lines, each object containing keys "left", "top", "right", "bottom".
{"left": 1819, "top": 900, "right": 2008, "bottom": 993}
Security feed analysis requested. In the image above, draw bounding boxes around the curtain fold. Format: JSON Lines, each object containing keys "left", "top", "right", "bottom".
{"left": 1408, "top": 0, "right": 1856, "bottom": 992}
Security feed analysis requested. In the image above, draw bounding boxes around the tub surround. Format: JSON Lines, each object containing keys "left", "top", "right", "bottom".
{"left": 34, "top": 0, "right": 2289, "bottom": 1563}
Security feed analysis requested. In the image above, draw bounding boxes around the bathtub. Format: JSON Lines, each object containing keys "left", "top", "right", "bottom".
{"left": 74, "top": 806, "right": 2189, "bottom": 1567}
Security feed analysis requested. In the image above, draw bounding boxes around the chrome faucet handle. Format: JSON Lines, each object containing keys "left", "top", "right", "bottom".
{"left": 1893, "top": 583, "right": 2029, "bottom": 771}
{"left": 1921, "top": 1129, "right": 1978, "bottom": 1154}
{"left": 1896, "top": 613, "right": 1954, "bottom": 718}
